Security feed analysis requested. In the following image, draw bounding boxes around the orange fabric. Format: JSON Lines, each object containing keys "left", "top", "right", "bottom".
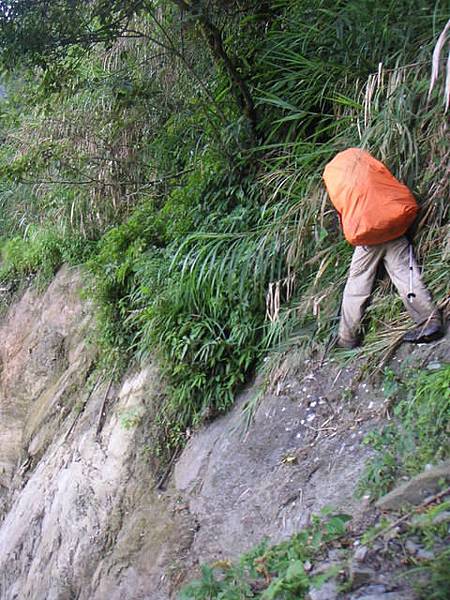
{"left": 323, "top": 148, "right": 418, "bottom": 246}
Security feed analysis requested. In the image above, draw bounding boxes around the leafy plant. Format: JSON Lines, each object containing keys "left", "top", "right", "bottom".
{"left": 0, "top": 226, "right": 94, "bottom": 289}
{"left": 357, "top": 365, "right": 450, "bottom": 500}
{"left": 179, "top": 512, "right": 351, "bottom": 600}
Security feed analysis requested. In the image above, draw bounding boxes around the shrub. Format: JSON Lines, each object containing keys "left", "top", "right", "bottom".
{"left": 357, "top": 365, "right": 450, "bottom": 500}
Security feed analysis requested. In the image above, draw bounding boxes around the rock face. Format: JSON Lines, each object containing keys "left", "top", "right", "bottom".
{"left": 375, "top": 460, "right": 450, "bottom": 510}
{"left": 0, "top": 266, "right": 448, "bottom": 599}
{"left": 0, "top": 267, "right": 193, "bottom": 600}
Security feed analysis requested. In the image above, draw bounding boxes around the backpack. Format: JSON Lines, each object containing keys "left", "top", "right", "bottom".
{"left": 323, "top": 148, "right": 418, "bottom": 246}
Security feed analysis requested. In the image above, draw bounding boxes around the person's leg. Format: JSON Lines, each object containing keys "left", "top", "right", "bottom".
{"left": 383, "top": 236, "right": 442, "bottom": 341}
{"left": 338, "top": 245, "right": 383, "bottom": 347}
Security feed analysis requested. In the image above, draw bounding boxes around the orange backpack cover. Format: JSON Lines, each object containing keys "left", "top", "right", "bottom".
{"left": 323, "top": 148, "right": 418, "bottom": 246}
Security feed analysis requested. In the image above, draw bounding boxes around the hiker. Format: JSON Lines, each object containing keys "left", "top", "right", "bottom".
{"left": 323, "top": 148, "right": 443, "bottom": 349}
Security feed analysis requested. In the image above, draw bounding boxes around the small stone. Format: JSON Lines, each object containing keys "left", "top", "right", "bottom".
{"left": 427, "top": 361, "right": 442, "bottom": 370}
{"left": 432, "top": 511, "right": 450, "bottom": 525}
{"left": 350, "top": 563, "right": 375, "bottom": 589}
{"left": 308, "top": 580, "right": 339, "bottom": 600}
{"left": 354, "top": 545, "right": 369, "bottom": 562}
{"left": 416, "top": 548, "right": 434, "bottom": 561}
{"left": 404, "top": 540, "right": 420, "bottom": 555}
{"left": 303, "top": 560, "right": 312, "bottom": 572}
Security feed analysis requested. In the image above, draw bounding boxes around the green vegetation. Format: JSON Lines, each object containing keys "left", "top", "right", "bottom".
{"left": 0, "top": 1, "right": 448, "bottom": 458}
{"left": 0, "top": 226, "right": 93, "bottom": 288}
{"left": 179, "top": 512, "right": 350, "bottom": 600}
{"left": 360, "top": 500, "right": 450, "bottom": 600}
{"left": 357, "top": 365, "right": 450, "bottom": 500}
{"left": 412, "top": 547, "right": 450, "bottom": 600}
{"left": 0, "top": 4, "right": 448, "bottom": 597}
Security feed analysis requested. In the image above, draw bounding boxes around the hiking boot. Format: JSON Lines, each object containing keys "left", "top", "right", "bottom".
{"left": 403, "top": 322, "right": 444, "bottom": 344}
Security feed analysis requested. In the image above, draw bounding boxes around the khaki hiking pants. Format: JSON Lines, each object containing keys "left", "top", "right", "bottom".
{"left": 339, "top": 236, "right": 439, "bottom": 344}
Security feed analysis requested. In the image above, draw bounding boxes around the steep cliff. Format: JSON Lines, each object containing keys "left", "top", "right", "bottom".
{"left": 0, "top": 267, "right": 189, "bottom": 599}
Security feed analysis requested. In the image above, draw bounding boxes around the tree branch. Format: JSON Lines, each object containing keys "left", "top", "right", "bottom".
{"left": 170, "top": 0, "right": 257, "bottom": 133}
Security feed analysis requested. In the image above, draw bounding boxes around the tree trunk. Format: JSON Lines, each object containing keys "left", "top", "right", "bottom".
{"left": 171, "top": 0, "right": 257, "bottom": 133}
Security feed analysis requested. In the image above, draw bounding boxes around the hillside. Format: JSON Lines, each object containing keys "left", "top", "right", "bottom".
{"left": 0, "top": 1, "right": 448, "bottom": 599}
{"left": 0, "top": 265, "right": 448, "bottom": 599}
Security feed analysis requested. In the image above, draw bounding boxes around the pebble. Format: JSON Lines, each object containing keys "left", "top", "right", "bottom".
{"left": 432, "top": 511, "right": 450, "bottom": 525}
{"left": 427, "top": 361, "right": 442, "bottom": 370}
{"left": 416, "top": 548, "right": 434, "bottom": 561}
{"left": 308, "top": 580, "right": 338, "bottom": 600}
{"left": 354, "top": 545, "right": 369, "bottom": 562}
{"left": 404, "top": 540, "right": 419, "bottom": 555}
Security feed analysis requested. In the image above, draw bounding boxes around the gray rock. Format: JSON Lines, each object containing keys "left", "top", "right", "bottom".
{"left": 426, "top": 361, "right": 442, "bottom": 370}
{"left": 375, "top": 460, "right": 450, "bottom": 510}
{"left": 354, "top": 545, "right": 369, "bottom": 562}
{"left": 416, "top": 548, "right": 434, "bottom": 561}
{"left": 350, "top": 563, "right": 376, "bottom": 589}
{"left": 404, "top": 539, "right": 420, "bottom": 555}
{"left": 352, "top": 593, "right": 410, "bottom": 600}
{"left": 328, "top": 548, "right": 346, "bottom": 561}
{"left": 432, "top": 510, "right": 450, "bottom": 525}
{"left": 348, "top": 584, "right": 387, "bottom": 597}
{"left": 308, "top": 580, "right": 339, "bottom": 600}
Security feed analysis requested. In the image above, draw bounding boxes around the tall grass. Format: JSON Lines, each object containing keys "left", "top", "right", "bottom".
{"left": 0, "top": 0, "right": 448, "bottom": 459}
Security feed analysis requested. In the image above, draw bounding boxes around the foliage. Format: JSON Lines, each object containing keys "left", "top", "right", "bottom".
{"left": 397, "top": 501, "right": 450, "bottom": 599}
{"left": 85, "top": 163, "right": 270, "bottom": 455}
{"left": 357, "top": 365, "right": 450, "bottom": 499}
{"left": 0, "top": 0, "right": 448, "bottom": 460}
{"left": 0, "top": 0, "right": 148, "bottom": 66}
{"left": 413, "top": 548, "right": 450, "bottom": 600}
{"left": 0, "top": 226, "right": 94, "bottom": 289}
{"left": 179, "top": 512, "right": 351, "bottom": 599}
